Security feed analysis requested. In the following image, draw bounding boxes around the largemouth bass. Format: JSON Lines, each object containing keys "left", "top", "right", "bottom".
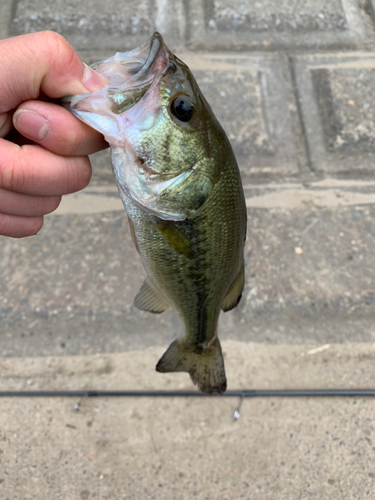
{"left": 63, "top": 32, "right": 247, "bottom": 394}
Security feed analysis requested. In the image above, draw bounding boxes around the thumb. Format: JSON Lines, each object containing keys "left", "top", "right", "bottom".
{"left": 0, "top": 31, "right": 108, "bottom": 114}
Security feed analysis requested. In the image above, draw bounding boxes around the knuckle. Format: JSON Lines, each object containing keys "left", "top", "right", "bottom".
{"left": 0, "top": 163, "right": 26, "bottom": 193}
{"left": 0, "top": 214, "right": 42, "bottom": 238}
{"left": 29, "top": 216, "right": 44, "bottom": 235}
{"left": 46, "top": 32, "right": 77, "bottom": 75}
{"left": 0, "top": 214, "right": 11, "bottom": 236}
{"left": 48, "top": 195, "right": 62, "bottom": 212}
{"left": 39, "top": 195, "right": 61, "bottom": 215}
{"left": 43, "top": 31, "right": 70, "bottom": 53}
{"left": 65, "top": 157, "right": 92, "bottom": 193}
{"left": 31, "top": 31, "right": 68, "bottom": 60}
{"left": 61, "top": 128, "right": 82, "bottom": 156}
{"left": 25, "top": 196, "right": 48, "bottom": 216}
{"left": 33, "top": 31, "right": 77, "bottom": 82}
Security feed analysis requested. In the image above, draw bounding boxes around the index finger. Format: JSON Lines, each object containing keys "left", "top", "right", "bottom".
{"left": 0, "top": 31, "right": 108, "bottom": 114}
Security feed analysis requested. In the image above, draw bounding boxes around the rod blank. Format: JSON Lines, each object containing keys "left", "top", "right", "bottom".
{"left": 0, "top": 389, "right": 374, "bottom": 398}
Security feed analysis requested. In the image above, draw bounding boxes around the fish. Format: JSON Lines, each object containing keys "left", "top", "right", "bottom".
{"left": 63, "top": 32, "right": 247, "bottom": 394}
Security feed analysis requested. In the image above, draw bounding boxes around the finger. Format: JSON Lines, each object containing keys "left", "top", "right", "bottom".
{"left": 1, "top": 128, "right": 34, "bottom": 146}
{"left": 0, "top": 112, "right": 13, "bottom": 138}
{"left": 0, "top": 187, "right": 61, "bottom": 217}
{"left": 13, "top": 101, "right": 108, "bottom": 156}
{"left": 0, "top": 139, "right": 91, "bottom": 196}
{"left": 0, "top": 214, "right": 44, "bottom": 238}
{"left": 0, "top": 31, "right": 108, "bottom": 114}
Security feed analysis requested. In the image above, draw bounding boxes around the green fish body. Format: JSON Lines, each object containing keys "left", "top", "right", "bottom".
{"left": 64, "top": 33, "right": 247, "bottom": 393}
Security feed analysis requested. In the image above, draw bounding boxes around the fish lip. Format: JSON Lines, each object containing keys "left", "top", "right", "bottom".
{"left": 112, "top": 31, "right": 167, "bottom": 89}
{"left": 61, "top": 32, "right": 168, "bottom": 107}
{"left": 131, "top": 32, "right": 165, "bottom": 83}
{"left": 104, "top": 32, "right": 170, "bottom": 114}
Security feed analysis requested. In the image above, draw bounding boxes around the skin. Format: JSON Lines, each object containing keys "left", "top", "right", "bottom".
{"left": 0, "top": 31, "right": 109, "bottom": 238}
{"left": 65, "top": 33, "right": 247, "bottom": 392}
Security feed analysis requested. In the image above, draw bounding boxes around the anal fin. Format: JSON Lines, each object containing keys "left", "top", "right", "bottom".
{"left": 222, "top": 264, "right": 244, "bottom": 312}
{"left": 134, "top": 279, "right": 171, "bottom": 314}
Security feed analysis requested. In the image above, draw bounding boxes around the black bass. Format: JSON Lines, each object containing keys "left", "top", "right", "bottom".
{"left": 63, "top": 32, "right": 247, "bottom": 394}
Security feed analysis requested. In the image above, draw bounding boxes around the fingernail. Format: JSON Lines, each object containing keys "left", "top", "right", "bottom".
{"left": 13, "top": 110, "right": 49, "bottom": 141}
{"left": 82, "top": 63, "right": 108, "bottom": 92}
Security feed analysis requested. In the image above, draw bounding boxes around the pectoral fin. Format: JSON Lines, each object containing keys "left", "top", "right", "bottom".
{"left": 150, "top": 218, "right": 196, "bottom": 260}
{"left": 134, "top": 279, "right": 171, "bottom": 313}
{"left": 222, "top": 264, "right": 244, "bottom": 312}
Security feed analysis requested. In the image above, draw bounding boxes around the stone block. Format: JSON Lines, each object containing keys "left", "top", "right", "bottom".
{"left": 293, "top": 53, "right": 375, "bottom": 177}
{"left": 181, "top": 52, "right": 305, "bottom": 182}
{"left": 9, "top": 0, "right": 186, "bottom": 51}
{"left": 188, "top": 0, "right": 373, "bottom": 51}
{"left": 2, "top": 187, "right": 375, "bottom": 356}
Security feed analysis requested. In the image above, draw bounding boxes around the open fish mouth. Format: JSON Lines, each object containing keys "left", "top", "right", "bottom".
{"left": 62, "top": 32, "right": 169, "bottom": 113}
{"left": 92, "top": 31, "right": 167, "bottom": 86}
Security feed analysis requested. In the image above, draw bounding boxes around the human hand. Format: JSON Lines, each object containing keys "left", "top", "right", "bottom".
{"left": 0, "top": 31, "right": 108, "bottom": 238}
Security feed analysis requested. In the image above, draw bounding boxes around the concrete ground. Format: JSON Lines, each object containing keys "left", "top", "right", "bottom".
{"left": 2, "top": 1, "right": 375, "bottom": 499}
{"left": 1, "top": 341, "right": 375, "bottom": 499}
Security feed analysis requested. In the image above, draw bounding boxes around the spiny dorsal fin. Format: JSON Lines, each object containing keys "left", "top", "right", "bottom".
{"left": 222, "top": 264, "right": 244, "bottom": 312}
{"left": 134, "top": 279, "right": 171, "bottom": 314}
{"left": 150, "top": 218, "right": 197, "bottom": 260}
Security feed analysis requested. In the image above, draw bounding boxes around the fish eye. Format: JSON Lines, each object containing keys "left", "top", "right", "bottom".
{"left": 169, "top": 96, "right": 194, "bottom": 122}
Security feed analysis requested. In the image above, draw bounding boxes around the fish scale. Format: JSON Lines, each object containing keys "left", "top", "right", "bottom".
{"left": 63, "top": 32, "right": 247, "bottom": 394}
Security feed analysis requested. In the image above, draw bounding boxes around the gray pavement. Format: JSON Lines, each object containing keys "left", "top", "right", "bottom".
{"left": 1, "top": 1, "right": 375, "bottom": 499}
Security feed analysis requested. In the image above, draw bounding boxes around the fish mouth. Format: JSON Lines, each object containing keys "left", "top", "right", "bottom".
{"left": 62, "top": 32, "right": 169, "bottom": 114}
{"left": 125, "top": 32, "right": 166, "bottom": 84}
{"left": 93, "top": 31, "right": 167, "bottom": 86}
{"left": 104, "top": 32, "right": 169, "bottom": 115}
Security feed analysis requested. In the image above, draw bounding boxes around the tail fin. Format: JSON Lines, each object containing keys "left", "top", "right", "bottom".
{"left": 156, "top": 338, "right": 226, "bottom": 394}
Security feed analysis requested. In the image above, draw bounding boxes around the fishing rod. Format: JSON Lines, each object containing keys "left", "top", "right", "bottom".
{"left": 1, "top": 388, "right": 374, "bottom": 419}
{"left": 0, "top": 389, "right": 374, "bottom": 397}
